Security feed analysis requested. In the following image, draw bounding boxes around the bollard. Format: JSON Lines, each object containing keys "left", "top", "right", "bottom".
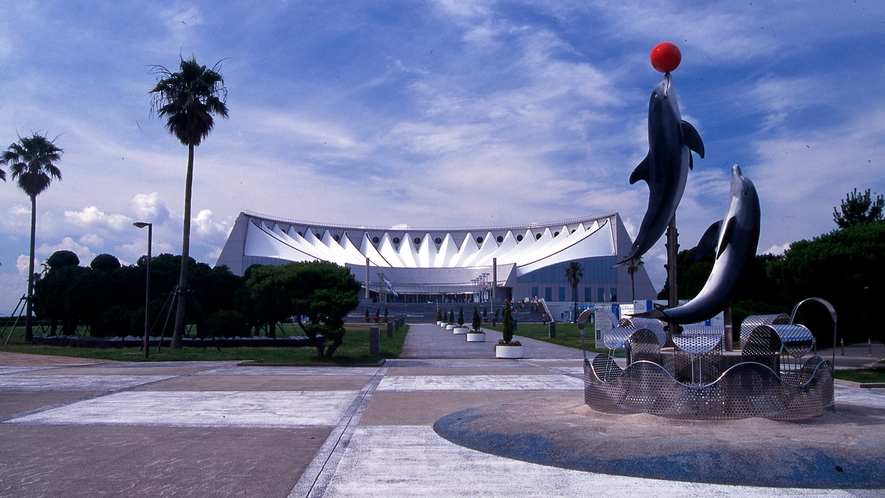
{"left": 870, "top": 339, "right": 873, "bottom": 356}
{"left": 840, "top": 338, "right": 844, "bottom": 356}
{"left": 387, "top": 322, "right": 394, "bottom": 338}
{"left": 812, "top": 338, "right": 817, "bottom": 354}
{"left": 369, "top": 326, "right": 380, "bottom": 355}
{"left": 548, "top": 321, "right": 556, "bottom": 338}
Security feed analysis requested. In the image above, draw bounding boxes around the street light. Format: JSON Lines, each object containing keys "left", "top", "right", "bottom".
{"left": 133, "top": 222, "right": 152, "bottom": 359}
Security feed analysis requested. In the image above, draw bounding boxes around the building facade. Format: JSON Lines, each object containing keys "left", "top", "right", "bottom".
{"left": 215, "top": 211, "right": 657, "bottom": 304}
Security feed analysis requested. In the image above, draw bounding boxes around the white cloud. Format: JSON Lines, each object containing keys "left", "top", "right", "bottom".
{"left": 64, "top": 206, "right": 132, "bottom": 231}
{"left": 193, "top": 209, "right": 230, "bottom": 243}
{"left": 132, "top": 192, "right": 171, "bottom": 225}
{"left": 16, "top": 255, "right": 32, "bottom": 275}
{"left": 79, "top": 233, "right": 104, "bottom": 248}
{"left": 36, "top": 237, "right": 96, "bottom": 266}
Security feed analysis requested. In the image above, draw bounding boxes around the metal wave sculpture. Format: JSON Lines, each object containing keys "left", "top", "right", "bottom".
{"left": 584, "top": 316, "right": 835, "bottom": 420}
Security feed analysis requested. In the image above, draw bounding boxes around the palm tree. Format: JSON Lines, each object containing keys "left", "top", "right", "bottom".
{"left": 1, "top": 133, "right": 63, "bottom": 342}
{"left": 150, "top": 56, "right": 228, "bottom": 349}
{"left": 564, "top": 261, "right": 584, "bottom": 322}
{"left": 626, "top": 257, "right": 644, "bottom": 301}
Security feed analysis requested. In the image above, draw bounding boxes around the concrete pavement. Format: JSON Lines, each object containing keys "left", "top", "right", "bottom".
{"left": 1, "top": 324, "right": 884, "bottom": 497}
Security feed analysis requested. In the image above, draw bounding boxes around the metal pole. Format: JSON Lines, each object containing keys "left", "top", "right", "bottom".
{"left": 665, "top": 215, "right": 678, "bottom": 345}
{"left": 134, "top": 222, "right": 152, "bottom": 359}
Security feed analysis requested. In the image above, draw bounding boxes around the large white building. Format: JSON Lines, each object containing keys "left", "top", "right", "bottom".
{"left": 216, "top": 210, "right": 656, "bottom": 304}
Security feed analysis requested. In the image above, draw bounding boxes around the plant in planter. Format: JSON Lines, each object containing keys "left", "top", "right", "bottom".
{"left": 448, "top": 309, "right": 455, "bottom": 324}
{"left": 436, "top": 309, "right": 443, "bottom": 322}
{"left": 482, "top": 308, "right": 488, "bottom": 323}
{"left": 495, "top": 300, "right": 523, "bottom": 358}
{"left": 373, "top": 308, "right": 380, "bottom": 323}
{"left": 453, "top": 305, "right": 469, "bottom": 335}
{"left": 364, "top": 308, "right": 370, "bottom": 323}
{"left": 467, "top": 306, "right": 485, "bottom": 342}
{"left": 383, "top": 308, "right": 389, "bottom": 323}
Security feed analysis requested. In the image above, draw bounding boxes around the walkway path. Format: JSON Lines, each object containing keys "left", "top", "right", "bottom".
{"left": 1, "top": 325, "right": 883, "bottom": 496}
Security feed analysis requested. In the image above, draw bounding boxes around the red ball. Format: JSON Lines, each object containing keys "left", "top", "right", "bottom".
{"left": 650, "top": 42, "right": 681, "bottom": 73}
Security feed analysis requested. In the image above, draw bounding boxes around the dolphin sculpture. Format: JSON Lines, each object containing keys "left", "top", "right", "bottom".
{"left": 634, "top": 165, "right": 761, "bottom": 324}
{"left": 618, "top": 72, "right": 704, "bottom": 265}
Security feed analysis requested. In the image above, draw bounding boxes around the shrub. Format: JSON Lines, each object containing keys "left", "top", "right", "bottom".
{"left": 207, "top": 310, "right": 249, "bottom": 338}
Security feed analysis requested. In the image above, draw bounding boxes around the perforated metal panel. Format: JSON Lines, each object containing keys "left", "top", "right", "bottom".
{"left": 584, "top": 355, "right": 834, "bottom": 420}
{"left": 620, "top": 317, "right": 667, "bottom": 347}
{"left": 740, "top": 314, "right": 789, "bottom": 349}
{"left": 629, "top": 329, "right": 662, "bottom": 364}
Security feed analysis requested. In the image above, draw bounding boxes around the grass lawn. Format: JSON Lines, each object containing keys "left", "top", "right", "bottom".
{"left": 833, "top": 368, "right": 885, "bottom": 384}
{"left": 0, "top": 323, "right": 407, "bottom": 365}
{"left": 484, "top": 322, "right": 607, "bottom": 353}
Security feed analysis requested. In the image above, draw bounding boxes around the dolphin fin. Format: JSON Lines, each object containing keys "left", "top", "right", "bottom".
{"left": 681, "top": 121, "right": 705, "bottom": 158}
{"left": 631, "top": 309, "right": 666, "bottom": 320}
{"left": 629, "top": 153, "right": 651, "bottom": 185}
{"left": 694, "top": 220, "right": 722, "bottom": 261}
{"left": 717, "top": 217, "right": 737, "bottom": 259}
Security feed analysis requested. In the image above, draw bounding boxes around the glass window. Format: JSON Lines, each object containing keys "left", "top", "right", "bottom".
{"left": 598, "top": 287, "right": 605, "bottom": 302}
{"left": 545, "top": 287, "right": 552, "bottom": 301}
{"left": 611, "top": 287, "right": 618, "bottom": 302}
{"left": 558, "top": 287, "right": 566, "bottom": 301}
{"left": 585, "top": 287, "right": 591, "bottom": 302}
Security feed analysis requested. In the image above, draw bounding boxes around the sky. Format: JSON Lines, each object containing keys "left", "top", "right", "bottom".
{"left": 0, "top": 1, "right": 883, "bottom": 314}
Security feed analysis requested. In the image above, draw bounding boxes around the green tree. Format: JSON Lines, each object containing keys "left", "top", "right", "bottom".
{"left": 501, "top": 300, "right": 515, "bottom": 344}
{"left": 150, "top": 56, "right": 229, "bottom": 349}
{"left": 471, "top": 306, "right": 481, "bottom": 332}
{"left": 246, "top": 262, "right": 361, "bottom": 358}
{"left": 564, "top": 261, "right": 584, "bottom": 321}
{"left": 1, "top": 133, "right": 63, "bottom": 342}
{"left": 47, "top": 250, "right": 79, "bottom": 270}
{"left": 457, "top": 305, "right": 465, "bottom": 326}
{"left": 833, "top": 188, "right": 884, "bottom": 228}
{"left": 768, "top": 222, "right": 885, "bottom": 344}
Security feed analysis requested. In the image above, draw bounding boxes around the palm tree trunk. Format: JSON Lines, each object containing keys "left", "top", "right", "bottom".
{"left": 24, "top": 194, "right": 37, "bottom": 342}
{"left": 172, "top": 143, "right": 195, "bottom": 349}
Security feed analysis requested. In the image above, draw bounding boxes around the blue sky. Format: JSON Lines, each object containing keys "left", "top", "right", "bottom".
{"left": 0, "top": 1, "right": 883, "bottom": 313}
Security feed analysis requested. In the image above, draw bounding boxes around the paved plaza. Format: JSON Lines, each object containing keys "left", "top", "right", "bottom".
{"left": 1, "top": 324, "right": 884, "bottom": 497}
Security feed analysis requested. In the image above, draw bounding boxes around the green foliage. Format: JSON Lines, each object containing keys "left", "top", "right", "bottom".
{"left": 207, "top": 310, "right": 249, "bottom": 338}
{"left": 436, "top": 309, "right": 442, "bottom": 321}
{"left": 768, "top": 221, "right": 885, "bottom": 344}
{"left": 0, "top": 133, "right": 63, "bottom": 198}
{"left": 457, "top": 305, "right": 465, "bottom": 326}
{"left": 47, "top": 250, "right": 79, "bottom": 270}
{"left": 34, "top": 252, "right": 245, "bottom": 339}
{"left": 96, "top": 305, "right": 133, "bottom": 338}
{"left": 448, "top": 309, "right": 454, "bottom": 323}
{"left": 833, "top": 188, "right": 884, "bottom": 228}
{"left": 501, "top": 301, "right": 515, "bottom": 344}
{"left": 471, "top": 306, "right": 481, "bottom": 331}
{"left": 90, "top": 254, "right": 121, "bottom": 271}
{"left": 149, "top": 57, "right": 229, "bottom": 147}
{"left": 244, "top": 261, "right": 361, "bottom": 357}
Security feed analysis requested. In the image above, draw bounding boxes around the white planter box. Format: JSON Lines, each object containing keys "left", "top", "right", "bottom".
{"left": 445, "top": 324, "right": 456, "bottom": 330}
{"left": 466, "top": 332, "right": 486, "bottom": 342}
{"left": 453, "top": 327, "right": 469, "bottom": 335}
{"left": 495, "top": 345, "right": 524, "bottom": 359}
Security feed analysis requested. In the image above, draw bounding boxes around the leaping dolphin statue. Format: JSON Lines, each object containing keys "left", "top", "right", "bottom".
{"left": 618, "top": 72, "right": 704, "bottom": 265}
{"left": 633, "top": 165, "right": 761, "bottom": 325}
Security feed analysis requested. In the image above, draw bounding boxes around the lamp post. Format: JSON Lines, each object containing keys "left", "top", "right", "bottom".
{"left": 133, "top": 222, "right": 152, "bottom": 359}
